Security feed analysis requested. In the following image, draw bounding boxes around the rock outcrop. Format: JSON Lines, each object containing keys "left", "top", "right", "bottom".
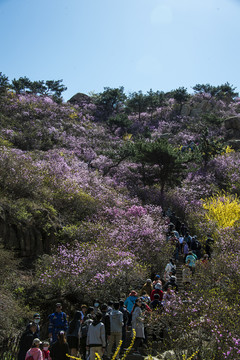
{"left": 0, "top": 206, "right": 54, "bottom": 257}
{"left": 68, "top": 92, "right": 92, "bottom": 106}
{"left": 225, "top": 116, "right": 240, "bottom": 131}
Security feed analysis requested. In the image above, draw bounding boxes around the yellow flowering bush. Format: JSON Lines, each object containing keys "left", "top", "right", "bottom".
{"left": 202, "top": 193, "right": 240, "bottom": 228}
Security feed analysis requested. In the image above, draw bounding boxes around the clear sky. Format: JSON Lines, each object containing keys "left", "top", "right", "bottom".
{"left": 0, "top": 0, "right": 240, "bottom": 101}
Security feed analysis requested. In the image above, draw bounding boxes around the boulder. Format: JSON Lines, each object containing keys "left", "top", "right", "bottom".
{"left": 225, "top": 116, "right": 240, "bottom": 131}
{"left": 68, "top": 92, "right": 92, "bottom": 106}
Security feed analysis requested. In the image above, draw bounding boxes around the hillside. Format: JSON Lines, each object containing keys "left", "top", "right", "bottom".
{"left": 0, "top": 82, "right": 240, "bottom": 359}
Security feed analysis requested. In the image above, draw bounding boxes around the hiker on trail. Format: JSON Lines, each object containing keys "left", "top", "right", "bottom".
{"left": 107, "top": 300, "right": 113, "bottom": 314}
{"left": 163, "top": 275, "right": 179, "bottom": 292}
{"left": 100, "top": 304, "right": 111, "bottom": 344}
{"left": 131, "top": 298, "right": 145, "bottom": 353}
{"left": 18, "top": 322, "right": 38, "bottom": 360}
{"left": 25, "top": 338, "right": 43, "bottom": 360}
{"left": 124, "top": 290, "right": 138, "bottom": 312}
{"left": 182, "top": 263, "right": 192, "bottom": 288}
{"left": 79, "top": 307, "right": 94, "bottom": 360}
{"left": 179, "top": 235, "right": 184, "bottom": 254}
{"left": 26, "top": 313, "right": 40, "bottom": 339}
{"left": 66, "top": 310, "right": 81, "bottom": 357}
{"left": 152, "top": 275, "right": 162, "bottom": 289}
{"left": 93, "top": 299, "right": 101, "bottom": 314}
{"left": 119, "top": 300, "right": 128, "bottom": 352}
{"left": 140, "top": 278, "right": 153, "bottom": 296}
{"left": 173, "top": 238, "right": 181, "bottom": 262}
{"left": 164, "top": 259, "right": 176, "bottom": 282}
{"left": 191, "top": 236, "right": 202, "bottom": 259}
{"left": 140, "top": 290, "right": 151, "bottom": 304}
{"left": 107, "top": 302, "right": 123, "bottom": 359}
{"left": 80, "top": 304, "right": 88, "bottom": 322}
{"left": 41, "top": 341, "right": 51, "bottom": 360}
{"left": 180, "top": 223, "right": 187, "bottom": 237}
{"left": 162, "top": 286, "right": 176, "bottom": 309}
{"left": 183, "top": 241, "right": 189, "bottom": 262}
{"left": 150, "top": 294, "right": 162, "bottom": 310}
{"left": 86, "top": 312, "right": 106, "bottom": 360}
{"left": 184, "top": 232, "right": 192, "bottom": 249}
{"left": 50, "top": 331, "right": 69, "bottom": 360}
{"left": 48, "top": 303, "right": 68, "bottom": 344}
{"left": 185, "top": 251, "right": 198, "bottom": 273}
{"left": 150, "top": 283, "right": 163, "bottom": 301}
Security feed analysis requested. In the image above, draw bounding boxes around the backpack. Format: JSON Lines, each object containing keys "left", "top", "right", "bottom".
{"left": 26, "top": 355, "right": 34, "bottom": 360}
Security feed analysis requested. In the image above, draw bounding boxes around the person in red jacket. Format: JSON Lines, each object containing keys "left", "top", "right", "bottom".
{"left": 42, "top": 341, "right": 51, "bottom": 360}
{"left": 150, "top": 283, "right": 163, "bottom": 301}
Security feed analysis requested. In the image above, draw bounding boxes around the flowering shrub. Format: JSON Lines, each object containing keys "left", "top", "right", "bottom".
{"left": 38, "top": 241, "right": 147, "bottom": 301}
{"left": 203, "top": 193, "right": 240, "bottom": 228}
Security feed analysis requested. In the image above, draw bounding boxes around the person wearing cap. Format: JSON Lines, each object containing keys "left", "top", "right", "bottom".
{"left": 152, "top": 275, "right": 162, "bottom": 289}
{"left": 48, "top": 303, "right": 68, "bottom": 343}
{"left": 140, "top": 279, "right": 153, "bottom": 296}
{"left": 18, "top": 322, "right": 38, "bottom": 360}
{"left": 42, "top": 341, "right": 51, "bottom": 360}
{"left": 25, "top": 338, "right": 43, "bottom": 360}
{"left": 26, "top": 314, "right": 40, "bottom": 339}
{"left": 33, "top": 314, "right": 41, "bottom": 336}
{"left": 150, "top": 283, "right": 163, "bottom": 301}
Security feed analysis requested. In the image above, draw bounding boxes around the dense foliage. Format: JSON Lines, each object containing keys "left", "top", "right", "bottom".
{"left": 0, "top": 74, "right": 240, "bottom": 358}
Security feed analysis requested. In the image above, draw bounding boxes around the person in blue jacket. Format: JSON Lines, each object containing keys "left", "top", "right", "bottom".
{"left": 48, "top": 303, "right": 68, "bottom": 343}
{"left": 124, "top": 290, "right": 138, "bottom": 325}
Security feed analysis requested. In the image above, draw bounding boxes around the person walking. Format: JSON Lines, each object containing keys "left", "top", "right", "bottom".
{"left": 50, "top": 331, "right": 69, "bottom": 360}
{"left": 25, "top": 338, "right": 43, "bottom": 360}
{"left": 86, "top": 312, "right": 106, "bottom": 360}
{"left": 18, "top": 322, "right": 37, "bottom": 360}
{"left": 131, "top": 298, "right": 145, "bottom": 353}
{"left": 48, "top": 303, "right": 68, "bottom": 344}
{"left": 67, "top": 311, "right": 81, "bottom": 357}
{"left": 107, "top": 302, "right": 123, "bottom": 359}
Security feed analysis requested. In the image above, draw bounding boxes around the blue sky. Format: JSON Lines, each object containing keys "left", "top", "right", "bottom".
{"left": 0, "top": 0, "right": 240, "bottom": 100}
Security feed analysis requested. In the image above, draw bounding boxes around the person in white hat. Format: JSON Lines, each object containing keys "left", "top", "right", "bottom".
{"left": 25, "top": 338, "right": 43, "bottom": 360}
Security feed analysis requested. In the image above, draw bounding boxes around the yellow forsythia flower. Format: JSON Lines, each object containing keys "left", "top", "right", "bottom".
{"left": 203, "top": 193, "right": 240, "bottom": 228}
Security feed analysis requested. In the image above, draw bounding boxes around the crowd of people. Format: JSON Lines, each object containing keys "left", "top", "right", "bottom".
{"left": 18, "top": 210, "right": 214, "bottom": 360}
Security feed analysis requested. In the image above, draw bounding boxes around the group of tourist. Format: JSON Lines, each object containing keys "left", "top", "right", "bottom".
{"left": 18, "top": 210, "right": 213, "bottom": 360}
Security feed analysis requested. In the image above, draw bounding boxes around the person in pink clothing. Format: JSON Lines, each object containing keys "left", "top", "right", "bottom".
{"left": 25, "top": 338, "right": 43, "bottom": 360}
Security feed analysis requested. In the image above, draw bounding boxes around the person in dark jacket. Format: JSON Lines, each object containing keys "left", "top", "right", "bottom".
{"left": 150, "top": 294, "right": 162, "bottom": 310}
{"left": 17, "top": 322, "right": 37, "bottom": 360}
{"left": 50, "top": 331, "right": 69, "bottom": 360}
{"left": 80, "top": 307, "right": 94, "bottom": 360}
{"left": 163, "top": 276, "right": 179, "bottom": 292}
{"left": 119, "top": 300, "right": 128, "bottom": 352}
{"left": 67, "top": 311, "right": 81, "bottom": 357}
{"left": 100, "top": 304, "right": 111, "bottom": 342}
